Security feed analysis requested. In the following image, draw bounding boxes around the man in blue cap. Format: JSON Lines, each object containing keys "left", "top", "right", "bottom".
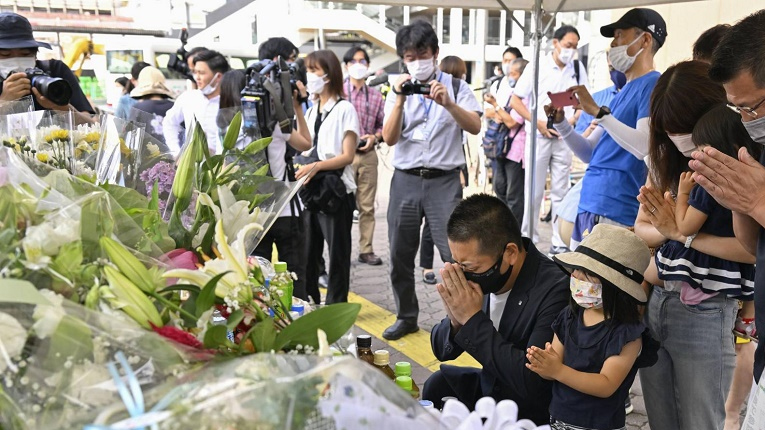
{"left": 0, "top": 12, "right": 94, "bottom": 120}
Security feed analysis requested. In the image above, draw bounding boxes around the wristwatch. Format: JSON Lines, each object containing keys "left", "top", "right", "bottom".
{"left": 595, "top": 105, "right": 611, "bottom": 119}
{"left": 684, "top": 233, "right": 697, "bottom": 249}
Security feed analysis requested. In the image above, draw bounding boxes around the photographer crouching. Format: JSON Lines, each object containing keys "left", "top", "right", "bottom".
{"left": 0, "top": 13, "right": 94, "bottom": 122}
{"left": 381, "top": 19, "right": 482, "bottom": 340}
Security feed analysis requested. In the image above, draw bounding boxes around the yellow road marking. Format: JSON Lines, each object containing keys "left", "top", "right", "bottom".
{"left": 347, "top": 291, "right": 482, "bottom": 372}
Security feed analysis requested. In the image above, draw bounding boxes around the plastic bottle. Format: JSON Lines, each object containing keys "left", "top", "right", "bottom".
{"left": 271, "top": 261, "right": 294, "bottom": 312}
{"left": 394, "top": 361, "right": 420, "bottom": 399}
{"left": 355, "top": 335, "right": 375, "bottom": 365}
{"left": 373, "top": 350, "right": 396, "bottom": 381}
{"left": 291, "top": 303, "right": 305, "bottom": 316}
{"left": 396, "top": 376, "right": 414, "bottom": 397}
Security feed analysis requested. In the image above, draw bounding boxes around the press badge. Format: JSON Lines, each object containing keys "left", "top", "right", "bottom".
{"left": 412, "top": 126, "right": 428, "bottom": 141}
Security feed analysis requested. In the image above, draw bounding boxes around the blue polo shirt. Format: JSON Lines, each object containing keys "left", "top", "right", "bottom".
{"left": 578, "top": 71, "right": 659, "bottom": 226}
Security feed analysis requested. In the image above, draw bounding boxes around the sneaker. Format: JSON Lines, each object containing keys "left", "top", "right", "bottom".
{"left": 352, "top": 210, "right": 359, "bottom": 224}
{"left": 548, "top": 246, "right": 569, "bottom": 258}
{"left": 625, "top": 398, "right": 634, "bottom": 415}
{"left": 733, "top": 316, "right": 758, "bottom": 341}
{"left": 423, "top": 270, "right": 437, "bottom": 285}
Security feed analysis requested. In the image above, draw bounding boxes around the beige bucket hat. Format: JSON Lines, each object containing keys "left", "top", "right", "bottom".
{"left": 130, "top": 66, "right": 175, "bottom": 99}
{"left": 553, "top": 224, "right": 651, "bottom": 303}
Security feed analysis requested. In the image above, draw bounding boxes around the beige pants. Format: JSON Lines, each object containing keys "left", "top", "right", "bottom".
{"left": 352, "top": 149, "right": 378, "bottom": 254}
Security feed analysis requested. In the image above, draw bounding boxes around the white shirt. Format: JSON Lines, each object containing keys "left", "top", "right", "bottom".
{"left": 384, "top": 71, "right": 482, "bottom": 170}
{"left": 162, "top": 90, "right": 221, "bottom": 156}
{"left": 305, "top": 97, "right": 359, "bottom": 194}
{"left": 513, "top": 53, "right": 588, "bottom": 136}
{"left": 489, "top": 290, "right": 512, "bottom": 331}
{"left": 492, "top": 76, "right": 515, "bottom": 109}
{"left": 267, "top": 127, "right": 304, "bottom": 218}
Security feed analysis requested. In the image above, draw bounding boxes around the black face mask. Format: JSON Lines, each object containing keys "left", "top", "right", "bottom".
{"left": 463, "top": 248, "right": 513, "bottom": 295}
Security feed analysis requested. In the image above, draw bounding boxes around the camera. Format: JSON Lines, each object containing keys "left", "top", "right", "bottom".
{"left": 0, "top": 68, "right": 72, "bottom": 106}
{"left": 241, "top": 57, "right": 304, "bottom": 139}
{"left": 166, "top": 28, "right": 193, "bottom": 80}
{"left": 399, "top": 80, "right": 431, "bottom": 96}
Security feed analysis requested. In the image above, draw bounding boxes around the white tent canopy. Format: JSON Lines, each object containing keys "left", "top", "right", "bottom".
{"left": 347, "top": 0, "right": 698, "bottom": 12}
{"left": 331, "top": 0, "right": 707, "bottom": 240}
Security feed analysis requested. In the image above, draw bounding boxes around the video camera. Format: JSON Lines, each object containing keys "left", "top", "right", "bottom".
{"left": 399, "top": 80, "right": 431, "bottom": 96}
{"left": 0, "top": 68, "right": 72, "bottom": 106}
{"left": 166, "top": 28, "right": 192, "bottom": 80}
{"left": 241, "top": 57, "right": 307, "bottom": 139}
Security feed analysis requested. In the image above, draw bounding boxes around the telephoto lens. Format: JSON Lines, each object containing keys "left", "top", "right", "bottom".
{"left": 28, "top": 71, "right": 72, "bottom": 106}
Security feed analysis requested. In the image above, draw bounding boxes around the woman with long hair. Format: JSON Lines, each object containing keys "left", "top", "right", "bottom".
{"left": 295, "top": 50, "right": 359, "bottom": 304}
{"left": 635, "top": 60, "right": 757, "bottom": 430}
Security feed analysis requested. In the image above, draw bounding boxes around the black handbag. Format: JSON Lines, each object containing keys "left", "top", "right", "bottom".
{"left": 295, "top": 147, "right": 346, "bottom": 214}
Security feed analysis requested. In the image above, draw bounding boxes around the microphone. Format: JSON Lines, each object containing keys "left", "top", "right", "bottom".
{"left": 367, "top": 72, "right": 389, "bottom": 87}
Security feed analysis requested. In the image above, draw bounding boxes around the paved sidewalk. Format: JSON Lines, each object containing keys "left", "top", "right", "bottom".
{"left": 341, "top": 145, "right": 649, "bottom": 429}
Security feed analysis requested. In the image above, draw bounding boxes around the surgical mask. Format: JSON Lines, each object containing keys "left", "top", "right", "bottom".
{"left": 463, "top": 249, "right": 513, "bottom": 295}
{"left": 507, "top": 77, "right": 517, "bottom": 88}
{"left": 348, "top": 63, "right": 368, "bottom": 80}
{"left": 306, "top": 72, "right": 327, "bottom": 94}
{"left": 610, "top": 69, "right": 627, "bottom": 90}
{"left": 406, "top": 58, "right": 436, "bottom": 82}
{"left": 0, "top": 57, "right": 36, "bottom": 78}
{"left": 608, "top": 35, "right": 644, "bottom": 74}
{"left": 668, "top": 133, "right": 697, "bottom": 157}
{"left": 501, "top": 63, "right": 512, "bottom": 76}
{"left": 743, "top": 115, "right": 765, "bottom": 145}
{"left": 570, "top": 277, "right": 603, "bottom": 309}
{"left": 558, "top": 47, "right": 576, "bottom": 65}
{"left": 200, "top": 72, "right": 221, "bottom": 96}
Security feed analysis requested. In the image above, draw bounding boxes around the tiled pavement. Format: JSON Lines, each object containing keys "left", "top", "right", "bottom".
{"left": 338, "top": 142, "right": 651, "bottom": 429}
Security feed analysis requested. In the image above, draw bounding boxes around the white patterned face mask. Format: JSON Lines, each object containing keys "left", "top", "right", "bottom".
{"left": 570, "top": 277, "right": 603, "bottom": 309}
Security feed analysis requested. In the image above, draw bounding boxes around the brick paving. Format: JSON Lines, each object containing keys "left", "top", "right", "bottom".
{"left": 339, "top": 142, "right": 650, "bottom": 429}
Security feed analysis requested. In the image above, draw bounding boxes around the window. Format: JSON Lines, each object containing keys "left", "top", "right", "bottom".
{"left": 487, "top": 12, "right": 501, "bottom": 45}
{"left": 443, "top": 11, "right": 450, "bottom": 44}
{"left": 106, "top": 50, "right": 144, "bottom": 74}
{"left": 462, "top": 14, "right": 470, "bottom": 44}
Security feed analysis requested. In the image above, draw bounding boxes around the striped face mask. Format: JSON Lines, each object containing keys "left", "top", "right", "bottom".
{"left": 570, "top": 277, "right": 603, "bottom": 309}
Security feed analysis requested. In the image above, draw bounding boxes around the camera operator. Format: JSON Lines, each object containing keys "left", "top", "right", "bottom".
{"left": 381, "top": 19, "right": 482, "bottom": 340}
{"left": 249, "top": 37, "right": 312, "bottom": 301}
{"left": 0, "top": 12, "right": 94, "bottom": 123}
{"left": 163, "top": 49, "right": 230, "bottom": 156}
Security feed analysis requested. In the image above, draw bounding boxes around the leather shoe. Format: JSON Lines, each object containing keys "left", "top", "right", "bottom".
{"left": 383, "top": 320, "right": 419, "bottom": 340}
{"left": 358, "top": 253, "right": 383, "bottom": 265}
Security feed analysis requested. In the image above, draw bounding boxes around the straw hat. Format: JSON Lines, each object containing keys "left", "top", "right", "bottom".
{"left": 130, "top": 66, "right": 175, "bottom": 99}
{"left": 553, "top": 224, "right": 651, "bottom": 303}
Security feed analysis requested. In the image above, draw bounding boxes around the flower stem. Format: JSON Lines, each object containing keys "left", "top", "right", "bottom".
{"left": 149, "top": 291, "right": 197, "bottom": 322}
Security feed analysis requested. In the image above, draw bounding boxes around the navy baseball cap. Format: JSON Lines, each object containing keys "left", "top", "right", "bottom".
{"left": 600, "top": 8, "right": 667, "bottom": 48}
{"left": 0, "top": 13, "right": 52, "bottom": 50}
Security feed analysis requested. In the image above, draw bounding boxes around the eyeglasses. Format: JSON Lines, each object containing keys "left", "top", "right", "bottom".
{"left": 727, "top": 96, "right": 765, "bottom": 118}
{"left": 349, "top": 59, "right": 368, "bottom": 66}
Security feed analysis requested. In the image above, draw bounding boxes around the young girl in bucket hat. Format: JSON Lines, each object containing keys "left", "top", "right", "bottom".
{"left": 526, "top": 224, "right": 655, "bottom": 430}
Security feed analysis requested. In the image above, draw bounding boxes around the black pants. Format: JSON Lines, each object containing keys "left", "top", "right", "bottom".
{"left": 423, "top": 367, "right": 482, "bottom": 410}
{"left": 252, "top": 216, "right": 307, "bottom": 300}
{"left": 492, "top": 157, "right": 525, "bottom": 224}
{"left": 304, "top": 193, "right": 354, "bottom": 304}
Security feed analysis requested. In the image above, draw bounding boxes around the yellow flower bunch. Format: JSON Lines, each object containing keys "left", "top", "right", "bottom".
{"left": 82, "top": 131, "right": 100, "bottom": 145}
{"left": 44, "top": 129, "right": 70, "bottom": 144}
{"left": 36, "top": 153, "right": 49, "bottom": 163}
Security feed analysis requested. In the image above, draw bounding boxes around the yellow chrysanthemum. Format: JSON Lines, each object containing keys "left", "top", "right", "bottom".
{"left": 36, "top": 153, "right": 49, "bottom": 163}
{"left": 83, "top": 131, "right": 100, "bottom": 145}
{"left": 119, "top": 138, "right": 131, "bottom": 156}
{"left": 45, "top": 129, "right": 70, "bottom": 143}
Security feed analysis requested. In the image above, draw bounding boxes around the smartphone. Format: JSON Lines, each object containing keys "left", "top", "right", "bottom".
{"left": 548, "top": 90, "right": 578, "bottom": 108}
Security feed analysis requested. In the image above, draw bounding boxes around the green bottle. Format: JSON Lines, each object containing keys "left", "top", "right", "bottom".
{"left": 394, "top": 362, "right": 420, "bottom": 399}
{"left": 271, "top": 261, "right": 294, "bottom": 312}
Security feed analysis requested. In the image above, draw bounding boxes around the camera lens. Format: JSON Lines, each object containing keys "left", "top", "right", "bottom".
{"left": 31, "top": 76, "right": 72, "bottom": 106}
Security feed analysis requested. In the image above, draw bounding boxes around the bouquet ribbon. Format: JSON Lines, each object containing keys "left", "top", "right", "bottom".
{"left": 83, "top": 351, "right": 178, "bottom": 430}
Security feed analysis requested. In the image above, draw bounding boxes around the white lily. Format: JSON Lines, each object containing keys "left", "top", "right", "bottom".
{"left": 198, "top": 185, "right": 263, "bottom": 245}
{"left": 163, "top": 219, "right": 263, "bottom": 299}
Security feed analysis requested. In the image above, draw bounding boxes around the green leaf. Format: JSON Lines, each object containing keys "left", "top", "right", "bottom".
{"left": 180, "top": 294, "right": 198, "bottom": 327}
{"left": 195, "top": 272, "right": 229, "bottom": 317}
{"left": 226, "top": 308, "right": 244, "bottom": 331}
{"left": 249, "top": 320, "right": 278, "bottom": 353}
{"left": 100, "top": 184, "right": 150, "bottom": 211}
{"left": 253, "top": 164, "right": 270, "bottom": 176}
{"left": 274, "top": 303, "right": 360, "bottom": 351}
{"left": 222, "top": 111, "right": 243, "bottom": 151}
{"left": 248, "top": 193, "right": 273, "bottom": 209}
{"left": 148, "top": 180, "right": 160, "bottom": 211}
{"left": 44, "top": 315, "right": 94, "bottom": 368}
{"left": 203, "top": 325, "right": 231, "bottom": 349}
{"left": 49, "top": 241, "right": 83, "bottom": 280}
{"left": 158, "top": 284, "right": 202, "bottom": 296}
{"left": 243, "top": 136, "right": 272, "bottom": 154}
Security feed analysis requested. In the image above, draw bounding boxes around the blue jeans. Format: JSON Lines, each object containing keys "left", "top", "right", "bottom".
{"left": 640, "top": 286, "right": 737, "bottom": 430}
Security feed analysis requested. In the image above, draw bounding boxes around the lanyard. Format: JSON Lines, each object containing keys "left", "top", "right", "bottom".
{"left": 313, "top": 99, "right": 341, "bottom": 147}
{"left": 347, "top": 81, "right": 371, "bottom": 133}
{"left": 418, "top": 72, "right": 442, "bottom": 124}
